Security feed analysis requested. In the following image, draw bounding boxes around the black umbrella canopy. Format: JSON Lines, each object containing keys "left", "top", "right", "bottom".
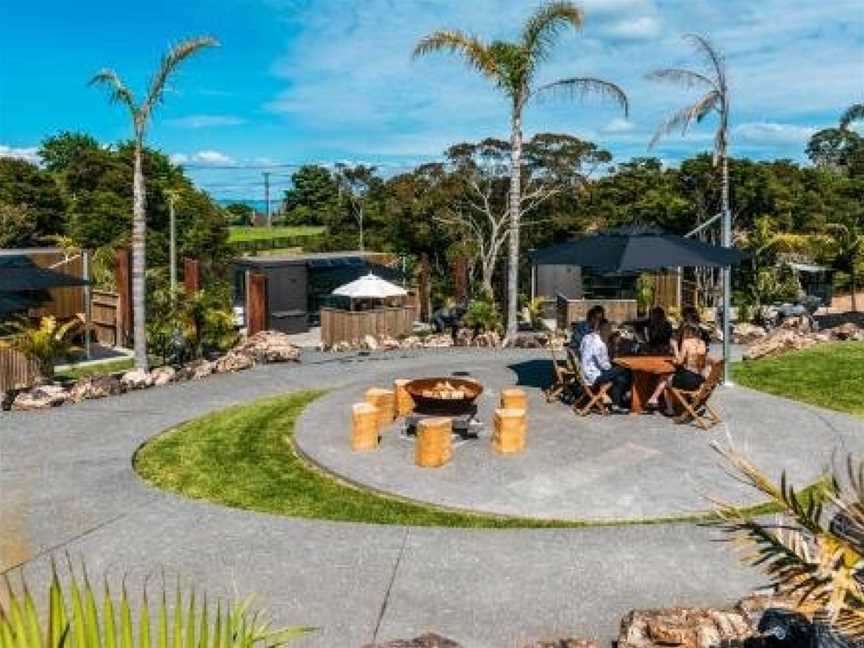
{"left": 0, "top": 255, "right": 90, "bottom": 291}
{"left": 530, "top": 229, "right": 744, "bottom": 273}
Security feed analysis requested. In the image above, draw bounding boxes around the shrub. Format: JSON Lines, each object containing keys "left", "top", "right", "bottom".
{"left": 0, "top": 316, "right": 80, "bottom": 382}
{"left": 0, "top": 560, "right": 311, "bottom": 648}
{"left": 461, "top": 292, "right": 502, "bottom": 333}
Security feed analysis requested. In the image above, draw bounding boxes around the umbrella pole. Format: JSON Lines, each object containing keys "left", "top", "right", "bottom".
{"left": 722, "top": 205, "right": 733, "bottom": 386}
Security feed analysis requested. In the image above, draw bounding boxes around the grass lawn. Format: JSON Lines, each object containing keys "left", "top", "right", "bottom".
{"left": 134, "top": 391, "right": 812, "bottom": 528}
{"left": 228, "top": 226, "right": 325, "bottom": 243}
{"left": 733, "top": 341, "right": 864, "bottom": 417}
{"left": 56, "top": 357, "right": 134, "bottom": 381}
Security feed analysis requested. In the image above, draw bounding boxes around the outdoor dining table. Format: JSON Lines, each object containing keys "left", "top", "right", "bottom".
{"left": 612, "top": 355, "right": 676, "bottom": 415}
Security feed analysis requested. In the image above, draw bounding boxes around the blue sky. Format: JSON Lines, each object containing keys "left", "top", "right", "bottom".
{"left": 1, "top": 0, "right": 862, "bottom": 199}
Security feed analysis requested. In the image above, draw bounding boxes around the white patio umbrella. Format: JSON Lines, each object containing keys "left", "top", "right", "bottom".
{"left": 332, "top": 272, "right": 407, "bottom": 301}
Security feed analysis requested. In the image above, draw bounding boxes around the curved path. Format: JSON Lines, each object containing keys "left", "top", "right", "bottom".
{"left": 2, "top": 349, "right": 862, "bottom": 648}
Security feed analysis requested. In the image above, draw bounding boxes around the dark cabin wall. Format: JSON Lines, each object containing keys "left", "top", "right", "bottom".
{"left": 536, "top": 264, "right": 582, "bottom": 300}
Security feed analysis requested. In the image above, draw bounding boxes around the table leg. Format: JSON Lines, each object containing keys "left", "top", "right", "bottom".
{"left": 631, "top": 372, "right": 645, "bottom": 415}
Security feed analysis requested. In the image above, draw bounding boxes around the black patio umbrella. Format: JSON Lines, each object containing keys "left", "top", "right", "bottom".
{"left": 529, "top": 228, "right": 744, "bottom": 272}
{"left": 0, "top": 256, "right": 90, "bottom": 291}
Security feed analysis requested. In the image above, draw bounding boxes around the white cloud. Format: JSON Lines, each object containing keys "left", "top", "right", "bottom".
{"left": 603, "top": 117, "right": 636, "bottom": 133}
{"left": 0, "top": 145, "right": 40, "bottom": 164}
{"left": 170, "top": 150, "right": 236, "bottom": 166}
{"left": 734, "top": 122, "right": 818, "bottom": 144}
{"left": 166, "top": 114, "right": 245, "bottom": 129}
{"left": 604, "top": 15, "right": 662, "bottom": 40}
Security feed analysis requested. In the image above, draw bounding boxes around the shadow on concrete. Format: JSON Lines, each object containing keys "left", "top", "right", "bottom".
{"left": 507, "top": 359, "right": 551, "bottom": 390}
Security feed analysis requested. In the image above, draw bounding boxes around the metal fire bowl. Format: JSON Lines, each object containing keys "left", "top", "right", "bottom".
{"left": 405, "top": 377, "right": 484, "bottom": 416}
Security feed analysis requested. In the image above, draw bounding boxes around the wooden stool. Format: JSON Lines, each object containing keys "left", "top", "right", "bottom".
{"left": 415, "top": 417, "right": 453, "bottom": 468}
{"left": 393, "top": 379, "right": 414, "bottom": 417}
{"left": 364, "top": 388, "right": 395, "bottom": 427}
{"left": 351, "top": 403, "right": 380, "bottom": 451}
{"left": 492, "top": 408, "right": 526, "bottom": 454}
{"left": 500, "top": 388, "right": 527, "bottom": 411}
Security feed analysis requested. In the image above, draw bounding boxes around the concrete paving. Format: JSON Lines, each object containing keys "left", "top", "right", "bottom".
{"left": 1, "top": 348, "right": 859, "bottom": 647}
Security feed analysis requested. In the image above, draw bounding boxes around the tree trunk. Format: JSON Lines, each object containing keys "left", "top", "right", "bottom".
{"left": 720, "top": 147, "right": 731, "bottom": 385}
{"left": 132, "top": 136, "right": 148, "bottom": 371}
{"left": 505, "top": 107, "right": 523, "bottom": 341}
{"left": 852, "top": 271, "right": 858, "bottom": 312}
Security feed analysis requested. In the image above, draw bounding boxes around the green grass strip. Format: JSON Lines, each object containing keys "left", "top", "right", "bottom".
{"left": 227, "top": 226, "right": 325, "bottom": 242}
{"left": 134, "top": 391, "right": 824, "bottom": 528}
{"left": 732, "top": 341, "right": 864, "bottom": 417}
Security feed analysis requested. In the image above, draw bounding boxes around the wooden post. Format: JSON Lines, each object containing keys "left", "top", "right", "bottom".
{"left": 351, "top": 403, "right": 380, "bottom": 451}
{"left": 364, "top": 388, "right": 395, "bottom": 427}
{"left": 500, "top": 388, "right": 527, "bottom": 411}
{"left": 393, "top": 379, "right": 414, "bottom": 417}
{"left": 184, "top": 258, "right": 201, "bottom": 295}
{"left": 115, "top": 247, "right": 132, "bottom": 348}
{"left": 415, "top": 417, "right": 453, "bottom": 467}
{"left": 492, "top": 408, "right": 526, "bottom": 454}
{"left": 419, "top": 252, "right": 430, "bottom": 322}
{"left": 453, "top": 256, "right": 468, "bottom": 304}
{"left": 247, "top": 272, "right": 268, "bottom": 335}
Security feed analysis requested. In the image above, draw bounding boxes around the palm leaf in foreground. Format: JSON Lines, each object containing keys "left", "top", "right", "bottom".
{"left": 0, "top": 560, "right": 312, "bottom": 648}
{"left": 708, "top": 444, "right": 864, "bottom": 639}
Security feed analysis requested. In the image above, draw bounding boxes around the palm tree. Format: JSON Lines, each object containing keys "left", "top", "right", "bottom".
{"left": 413, "top": 2, "right": 628, "bottom": 340}
{"left": 828, "top": 219, "right": 864, "bottom": 312}
{"left": 90, "top": 37, "right": 218, "bottom": 370}
{"left": 647, "top": 33, "right": 732, "bottom": 381}
{"left": 840, "top": 103, "right": 864, "bottom": 130}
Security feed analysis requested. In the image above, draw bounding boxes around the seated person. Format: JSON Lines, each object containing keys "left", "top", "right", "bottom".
{"left": 580, "top": 318, "right": 631, "bottom": 410}
{"left": 647, "top": 323, "right": 708, "bottom": 414}
{"left": 644, "top": 306, "right": 674, "bottom": 354}
{"left": 569, "top": 305, "right": 605, "bottom": 351}
{"left": 680, "top": 305, "right": 711, "bottom": 350}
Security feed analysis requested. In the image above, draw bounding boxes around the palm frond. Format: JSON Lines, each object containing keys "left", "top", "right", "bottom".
{"left": 412, "top": 30, "right": 499, "bottom": 81}
{"left": 533, "top": 76, "right": 628, "bottom": 117}
{"left": 645, "top": 67, "right": 717, "bottom": 91}
{"left": 649, "top": 90, "right": 718, "bottom": 148}
{"left": 142, "top": 36, "right": 219, "bottom": 118}
{"left": 840, "top": 103, "right": 864, "bottom": 130}
{"left": 682, "top": 32, "right": 726, "bottom": 79}
{"left": 521, "top": 1, "right": 583, "bottom": 62}
{"left": 89, "top": 69, "right": 137, "bottom": 113}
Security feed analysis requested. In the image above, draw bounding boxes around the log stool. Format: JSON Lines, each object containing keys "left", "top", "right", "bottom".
{"left": 351, "top": 403, "right": 380, "bottom": 451}
{"left": 364, "top": 388, "right": 395, "bottom": 427}
{"left": 500, "top": 388, "right": 527, "bottom": 411}
{"left": 415, "top": 417, "right": 453, "bottom": 468}
{"left": 393, "top": 379, "right": 414, "bottom": 417}
{"left": 492, "top": 408, "right": 526, "bottom": 454}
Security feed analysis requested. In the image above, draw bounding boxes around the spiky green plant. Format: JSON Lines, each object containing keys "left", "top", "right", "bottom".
{"left": 0, "top": 316, "right": 80, "bottom": 382}
{"left": 0, "top": 561, "right": 311, "bottom": 648}
{"left": 710, "top": 444, "right": 864, "bottom": 639}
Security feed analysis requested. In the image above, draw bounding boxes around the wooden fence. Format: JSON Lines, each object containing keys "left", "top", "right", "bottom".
{"left": 90, "top": 290, "right": 119, "bottom": 346}
{"left": 25, "top": 251, "right": 85, "bottom": 320}
{"left": 556, "top": 296, "right": 638, "bottom": 329}
{"left": 320, "top": 306, "right": 416, "bottom": 347}
{"left": 0, "top": 347, "right": 40, "bottom": 393}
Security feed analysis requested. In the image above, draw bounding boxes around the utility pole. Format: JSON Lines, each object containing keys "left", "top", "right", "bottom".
{"left": 263, "top": 171, "right": 271, "bottom": 227}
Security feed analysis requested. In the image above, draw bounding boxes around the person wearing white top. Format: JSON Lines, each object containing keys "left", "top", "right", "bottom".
{"left": 579, "top": 319, "right": 631, "bottom": 408}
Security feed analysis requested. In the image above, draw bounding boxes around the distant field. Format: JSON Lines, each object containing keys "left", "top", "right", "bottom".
{"left": 228, "top": 226, "right": 325, "bottom": 242}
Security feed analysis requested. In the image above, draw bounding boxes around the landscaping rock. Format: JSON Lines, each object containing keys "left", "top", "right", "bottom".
{"left": 400, "top": 336, "right": 424, "bottom": 349}
{"left": 150, "top": 366, "right": 176, "bottom": 386}
{"left": 121, "top": 368, "right": 153, "bottom": 390}
{"left": 743, "top": 328, "right": 818, "bottom": 361}
{"left": 618, "top": 606, "right": 752, "bottom": 648}
{"left": 733, "top": 322, "right": 767, "bottom": 344}
{"left": 828, "top": 322, "right": 864, "bottom": 341}
{"left": 177, "top": 359, "right": 214, "bottom": 380}
{"left": 454, "top": 328, "right": 474, "bottom": 347}
{"left": 521, "top": 640, "right": 598, "bottom": 648}
{"left": 232, "top": 330, "right": 300, "bottom": 363}
{"left": 68, "top": 374, "right": 122, "bottom": 402}
{"left": 423, "top": 334, "right": 454, "bottom": 348}
{"left": 361, "top": 334, "right": 380, "bottom": 351}
{"left": 512, "top": 333, "right": 542, "bottom": 348}
{"left": 361, "top": 634, "right": 462, "bottom": 648}
{"left": 473, "top": 330, "right": 501, "bottom": 347}
{"left": 13, "top": 384, "right": 69, "bottom": 410}
{"left": 214, "top": 351, "right": 254, "bottom": 373}
{"left": 379, "top": 335, "right": 402, "bottom": 350}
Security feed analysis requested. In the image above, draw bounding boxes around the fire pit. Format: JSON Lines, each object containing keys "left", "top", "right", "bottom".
{"left": 403, "top": 377, "right": 484, "bottom": 439}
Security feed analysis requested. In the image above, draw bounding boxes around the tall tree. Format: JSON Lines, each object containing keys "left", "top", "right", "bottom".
{"left": 648, "top": 33, "right": 732, "bottom": 380}
{"left": 829, "top": 218, "right": 864, "bottom": 312}
{"left": 840, "top": 103, "right": 864, "bottom": 130}
{"left": 90, "top": 37, "right": 218, "bottom": 370}
{"left": 413, "top": 1, "right": 628, "bottom": 340}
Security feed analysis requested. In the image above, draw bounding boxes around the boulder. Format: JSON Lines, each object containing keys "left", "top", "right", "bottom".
{"left": 743, "top": 328, "right": 817, "bottom": 361}
{"left": 618, "top": 607, "right": 752, "bottom": 648}
{"left": 511, "top": 334, "right": 542, "bottom": 348}
{"left": 362, "top": 634, "right": 462, "bottom": 648}
{"left": 454, "top": 328, "right": 474, "bottom": 347}
{"left": 13, "top": 384, "right": 69, "bottom": 410}
{"left": 150, "top": 366, "right": 176, "bottom": 386}
{"left": 379, "top": 335, "right": 401, "bottom": 350}
{"left": 214, "top": 351, "right": 254, "bottom": 373}
{"left": 473, "top": 330, "right": 502, "bottom": 348}
{"left": 400, "top": 336, "right": 424, "bottom": 350}
{"left": 522, "top": 641, "right": 598, "bottom": 648}
{"left": 68, "top": 374, "right": 122, "bottom": 402}
{"left": 176, "top": 359, "right": 214, "bottom": 381}
{"left": 732, "top": 322, "right": 767, "bottom": 345}
{"left": 330, "top": 341, "right": 353, "bottom": 352}
{"left": 121, "top": 368, "right": 153, "bottom": 390}
{"left": 423, "top": 334, "right": 454, "bottom": 348}
{"left": 828, "top": 322, "right": 864, "bottom": 341}
{"left": 232, "top": 330, "right": 300, "bottom": 363}
{"left": 779, "top": 315, "right": 813, "bottom": 334}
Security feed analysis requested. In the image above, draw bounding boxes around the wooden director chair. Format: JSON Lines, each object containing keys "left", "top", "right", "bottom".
{"left": 544, "top": 345, "right": 576, "bottom": 402}
{"left": 667, "top": 360, "right": 724, "bottom": 431}
{"left": 566, "top": 347, "right": 611, "bottom": 416}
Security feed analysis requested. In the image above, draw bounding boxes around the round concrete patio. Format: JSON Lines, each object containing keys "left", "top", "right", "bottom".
{"left": 295, "top": 352, "right": 864, "bottom": 522}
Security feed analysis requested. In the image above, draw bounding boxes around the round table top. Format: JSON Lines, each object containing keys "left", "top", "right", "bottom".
{"left": 613, "top": 355, "right": 675, "bottom": 374}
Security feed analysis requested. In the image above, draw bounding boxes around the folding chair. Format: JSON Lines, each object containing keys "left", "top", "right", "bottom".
{"left": 543, "top": 346, "right": 576, "bottom": 403}
{"left": 667, "top": 360, "right": 724, "bottom": 430}
{"left": 567, "top": 347, "right": 611, "bottom": 416}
